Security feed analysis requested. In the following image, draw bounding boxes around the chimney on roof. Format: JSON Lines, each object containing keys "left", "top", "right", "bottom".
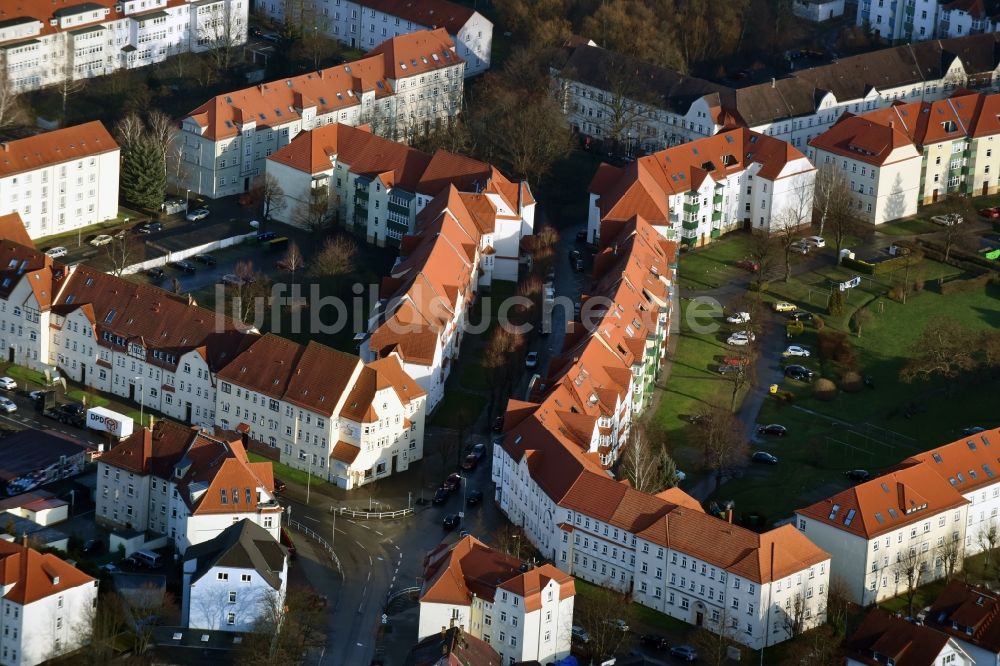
{"left": 726, "top": 508, "right": 733, "bottom": 523}
{"left": 888, "top": 120, "right": 895, "bottom": 129}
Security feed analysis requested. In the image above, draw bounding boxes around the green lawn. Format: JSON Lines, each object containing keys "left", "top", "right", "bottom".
{"left": 248, "top": 452, "right": 330, "bottom": 489}
{"left": 2, "top": 364, "right": 47, "bottom": 387}
{"left": 711, "top": 274, "right": 1000, "bottom": 522}
{"left": 429, "top": 390, "right": 488, "bottom": 429}
{"left": 573, "top": 579, "right": 692, "bottom": 635}
{"left": 677, "top": 232, "right": 755, "bottom": 290}
{"left": 876, "top": 217, "right": 943, "bottom": 236}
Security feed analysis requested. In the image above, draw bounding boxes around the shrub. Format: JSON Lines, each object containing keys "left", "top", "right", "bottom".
{"left": 749, "top": 280, "right": 770, "bottom": 293}
{"left": 786, "top": 321, "right": 805, "bottom": 338}
{"left": 938, "top": 272, "right": 998, "bottom": 296}
{"left": 817, "top": 330, "right": 849, "bottom": 361}
{"left": 888, "top": 285, "right": 905, "bottom": 302}
{"left": 814, "top": 378, "right": 838, "bottom": 401}
{"left": 827, "top": 289, "right": 845, "bottom": 316}
{"left": 840, "top": 257, "right": 875, "bottom": 274}
{"left": 812, "top": 315, "right": 825, "bottom": 331}
{"left": 841, "top": 371, "right": 864, "bottom": 393}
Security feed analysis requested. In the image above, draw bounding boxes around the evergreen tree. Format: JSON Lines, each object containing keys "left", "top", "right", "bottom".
{"left": 120, "top": 137, "right": 165, "bottom": 211}
{"left": 828, "top": 288, "right": 845, "bottom": 316}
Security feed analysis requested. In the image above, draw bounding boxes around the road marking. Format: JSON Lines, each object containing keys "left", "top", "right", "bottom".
{"left": 374, "top": 529, "right": 383, "bottom": 536}
{"left": 355, "top": 522, "right": 371, "bottom": 531}
{"left": 302, "top": 515, "right": 319, "bottom": 523}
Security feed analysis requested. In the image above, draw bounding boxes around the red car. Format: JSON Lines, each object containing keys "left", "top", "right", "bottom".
{"left": 980, "top": 207, "right": 1000, "bottom": 219}
{"left": 735, "top": 258, "right": 760, "bottom": 272}
{"left": 721, "top": 356, "right": 749, "bottom": 367}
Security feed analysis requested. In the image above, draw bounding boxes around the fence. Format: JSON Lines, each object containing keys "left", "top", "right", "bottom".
{"left": 334, "top": 506, "right": 414, "bottom": 520}
{"left": 121, "top": 231, "right": 257, "bottom": 275}
{"left": 288, "top": 519, "right": 341, "bottom": 574}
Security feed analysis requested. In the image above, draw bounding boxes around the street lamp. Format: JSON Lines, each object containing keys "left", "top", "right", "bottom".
{"left": 133, "top": 375, "right": 144, "bottom": 426}
{"left": 185, "top": 189, "right": 191, "bottom": 213}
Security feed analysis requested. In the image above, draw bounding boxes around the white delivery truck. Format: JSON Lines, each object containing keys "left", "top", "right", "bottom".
{"left": 86, "top": 407, "right": 134, "bottom": 440}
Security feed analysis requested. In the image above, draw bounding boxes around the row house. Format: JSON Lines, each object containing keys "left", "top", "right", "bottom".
{"left": 215, "top": 334, "right": 427, "bottom": 489}
{"left": 492, "top": 405, "right": 830, "bottom": 650}
{"left": 0, "top": 0, "right": 247, "bottom": 93}
{"left": 418, "top": 535, "right": 575, "bottom": 664}
{"left": 927, "top": 580, "right": 1000, "bottom": 665}
{"left": 177, "top": 28, "right": 464, "bottom": 198}
{"left": 182, "top": 519, "right": 288, "bottom": 633}
{"left": 796, "top": 427, "right": 1000, "bottom": 606}
{"left": 846, "top": 607, "right": 974, "bottom": 666}
{"left": 257, "top": 0, "right": 492, "bottom": 76}
{"left": 857, "top": 0, "right": 1000, "bottom": 43}
{"left": 0, "top": 237, "right": 68, "bottom": 372}
{"left": 0, "top": 121, "right": 119, "bottom": 240}
{"left": 361, "top": 186, "right": 500, "bottom": 410}
{"left": 95, "top": 420, "right": 282, "bottom": 553}
{"left": 810, "top": 90, "right": 1000, "bottom": 224}
{"left": 49, "top": 264, "right": 250, "bottom": 430}
{"left": 266, "top": 122, "right": 534, "bottom": 259}
{"left": 587, "top": 128, "right": 815, "bottom": 248}
{"left": 552, "top": 32, "right": 1000, "bottom": 155}
{"left": 0, "top": 539, "right": 98, "bottom": 666}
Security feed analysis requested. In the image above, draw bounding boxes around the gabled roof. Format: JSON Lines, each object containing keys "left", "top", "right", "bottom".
{"left": 927, "top": 580, "right": 1000, "bottom": 652}
{"left": 846, "top": 608, "right": 961, "bottom": 666}
{"left": 0, "top": 213, "right": 32, "bottom": 247}
{"left": 405, "top": 626, "right": 500, "bottom": 666}
{"left": 362, "top": 0, "right": 482, "bottom": 36}
{"left": 796, "top": 462, "right": 969, "bottom": 539}
{"left": 809, "top": 112, "right": 922, "bottom": 166}
{"left": 185, "top": 519, "right": 286, "bottom": 590}
{"left": 0, "top": 540, "right": 93, "bottom": 605}
{"left": 906, "top": 427, "right": 1000, "bottom": 497}
{"left": 368, "top": 27, "right": 462, "bottom": 81}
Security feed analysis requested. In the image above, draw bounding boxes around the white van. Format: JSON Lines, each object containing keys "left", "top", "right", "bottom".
{"left": 132, "top": 549, "right": 161, "bottom": 568}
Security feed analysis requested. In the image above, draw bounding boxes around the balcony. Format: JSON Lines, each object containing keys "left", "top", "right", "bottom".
{"left": 355, "top": 189, "right": 369, "bottom": 201}
{"left": 681, "top": 235, "right": 697, "bottom": 247}
{"left": 682, "top": 202, "right": 699, "bottom": 214}
{"left": 388, "top": 201, "right": 409, "bottom": 215}
{"left": 354, "top": 197, "right": 368, "bottom": 210}
{"left": 712, "top": 192, "right": 723, "bottom": 205}
{"left": 711, "top": 210, "right": 722, "bottom": 222}
{"left": 710, "top": 227, "right": 722, "bottom": 238}
{"left": 682, "top": 219, "right": 699, "bottom": 231}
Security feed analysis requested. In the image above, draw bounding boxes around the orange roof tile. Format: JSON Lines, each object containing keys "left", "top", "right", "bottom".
{"left": 331, "top": 440, "right": 361, "bottom": 464}
{"left": 808, "top": 113, "right": 920, "bottom": 166}
{"left": 0, "top": 121, "right": 117, "bottom": 178}
{"left": 0, "top": 540, "right": 94, "bottom": 605}
{"left": 0, "top": 213, "right": 32, "bottom": 246}
{"left": 927, "top": 580, "right": 1000, "bottom": 652}
{"left": 846, "top": 608, "right": 956, "bottom": 666}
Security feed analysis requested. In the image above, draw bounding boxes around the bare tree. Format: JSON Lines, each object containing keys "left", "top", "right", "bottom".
{"left": 492, "top": 523, "right": 527, "bottom": 560}
{"left": 618, "top": 420, "right": 677, "bottom": 492}
{"left": 147, "top": 110, "right": 177, "bottom": 179}
{"left": 813, "top": 162, "right": 849, "bottom": 237}
{"left": 120, "top": 584, "right": 178, "bottom": 655}
{"left": 690, "top": 604, "right": 746, "bottom": 666}
{"left": 482, "top": 326, "right": 526, "bottom": 416}
{"left": 575, "top": 582, "right": 634, "bottom": 663}
{"left": 773, "top": 180, "right": 812, "bottom": 281}
{"left": 977, "top": 519, "right": 1000, "bottom": 574}
{"left": 105, "top": 233, "right": 141, "bottom": 277}
{"left": 58, "top": 60, "right": 86, "bottom": 124}
{"left": 309, "top": 235, "right": 357, "bottom": 278}
{"left": 938, "top": 195, "right": 977, "bottom": 262}
{"left": 700, "top": 403, "right": 748, "bottom": 491}
{"left": 938, "top": 535, "right": 961, "bottom": 581}
{"left": 199, "top": 1, "right": 244, "bottom": 73}
{"left": 247, "top": 174, "right": 287, "bottom": 221}
{"left": 893, "top": 548, "right": 926, "bottom": 617}
{"left": 80, "top": 590, "right": 126, "bottom": 666}
{"left": 825, "top": 577, "right": 852, "bottom": 637}
{"left": 746, "top": 229, "right": 777, "bottom": 288}
{"left": 227, "top": 260, "right": 271, "bottom": 327}
{"left": 292, "top": 184, "right": 332, "bottom": 231}
{"left": 113, "top": 113, "right": 145, "bottom": 154}
{"left": 0, "top": 53, "right": 25, "bottom": 130}
{"left": 780, "top": 624, "right": 842, "bottom": 666}
{"left": 826, "top": 190, "right": 864, "bottom": 262}
{"left": 281, "top": 240, "right": 306, "bottom": 287}
{"left": 236, "top": 587, "right": 325, "bottom": 665}
{"left": 900, "top": 316, "right": 979, "bottom": 385}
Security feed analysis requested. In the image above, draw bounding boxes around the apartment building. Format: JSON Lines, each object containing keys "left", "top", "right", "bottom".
{"left": 215, "top": 334, "right": 427, "bottom": 489}
{"left": 552, "top": 32, "right": 1000, "bottom": 155}
{"left": 95, "top": 420, "right": 282, "bottom": 553}
{"left": 0, "top": 539, "right": 98, "bottom": 666}
{"left": 587, "top": 128, "right": 815, "bottom": 247}
{"left": 856, "top": 0, "right": 1000, "bottom": 43}
{"left": 793, "top": 0, "right": 846, "bottom": 21}
{"left": 418, "top": 535, "right": 575, "bottom": 664}
{"left": 257, "top": 0, "right": 492, "bottom": 76}
{"left": 182, "top": 519, "right": 287, "bottom": 633}
{"left": 846, "top": 607, "right": 974, "bottom": 666}
{"left": 927, "top": 580, "right": 1000, "bottom": 665}
{"left": 0, "top": 0, "right": 247, "bottom": 93}
{"left": 178, "top": 29, "right": 464, "bottom": 198}
{"left": 810, "top": 91, "right": 1000, "bottom": 222}
{"left": 265, "top": 122, "right": 534, "bottom": 259}
{"left": 0, "top": 122, "right": 119, "bottom": 240}
{"left": 809, "top": 115, "right": 923, "bottom": 224}
{"left": 0, "top": 239, "right": 68, "bottom": 372}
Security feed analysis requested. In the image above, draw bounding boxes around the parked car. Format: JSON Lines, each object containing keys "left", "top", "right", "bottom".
{"left": 0, "top": 397, "right": 15, "bottom": 414}
{"left": 466, "top": 489, "right": 484, "bottom": 506}
{"left": 273, "top": 477, "right": 287, "bottom": 493}
{"left": 461, "top": 454, "right": 478, "bottom": 471}
{"left": 725, "top": 311, "right": 750, "bottom": 324}
{"left": 772, "top": 301, "right": 795, "bottom": 312}
{"left": 145, "top": 267, "right": 165, "bottom": 279}
{"left": 735, "top": 258, "right": 759, "bottom": 272}
{"left": 721, "top": 356, "right": 748, "bottom": 367}
{"left": 571, "top": 625, "right": 590, "bottom": 643}
{"left": 471, "top": 442, "right": 486, "bottom": 459}
{"left": 806, "top": 236, "right": 826, "bottom": 248}
{"left": 757, "top": 424, "right": 788, "bottom": 437}
{"left": 670, "top": 645, "right": 698, "bottom": 662}
{"left": 432, "top": 487, "right": 449, "bottom": 504}
{"left": 727, "top": 332, "right": 755, "bottom": 346}
{"left": 0, "top": 377, "right": 16, "bottom": 391}
{"left": 221, "top": 273, "right": 245, "bottom": 286}
{"left": 790, "top": 240, "right": 810, "bottom": 254}
{"left": 44, "top": 402, "right": 85, "bottom": 427}
{"left": 980, "top": 207, "right": 1000, "bottom": 219}
{"left": 45, "top": 246, "right": 68, "bottom": 259}
{"left": 169, "top": 260, "right": 196, "bottom": 274}
{"left": 788, "top": 309, "right": 813, "bottom": 322}
{"left": 569, "top": 249, "right": 582, "bottom": 264}
{"left": 525, "top": 351, "right": 539, "bottom": 368}
{"left": 89, "top": 234, "right": 113, "bottom": 247}
{"left": 443, "top": 472, "right": 462, "bottom": 492}
{"left": 752, "top": 451, "right": 779, "bottom": 464}
{"left": 717, "top": 365, "right": 740, "bottom": 375}
{"left": 257, "top": 231, "right": 278, "bottom": 242}
{"left": 185, "top": 208, "right": 210, "bottom": 222}
{"left": 249, "top": 26, "right": 264, "bottom": 37}
{"left": 784, "top": 364, "right": 816, "bottom": 381}
{"left": 846, "top": 469, "right": 871, "bottom": 482}
{"left": 262, "top": 32, "right": 281, "bottom": 43}
{"left": 135, "top": 221, "right": 163, "bottom": 234}
{"left": 783, "top": 345, "right": 811, "bottom": 357}
{"left": 83, "top": 538, "right": 105, "bottom": 554}
{"left": 442, "top": 514, "right": 460, "bottom": 530}
{"left": 193, "top": 254, "right": 217, "bottom": 265}
{"left": 932, "top": 213, "right": 963, "bottom": 226}
{"left": 604, "top": 618, "right": 630, "bottom": 632}
{"left": 28, "top": 390, "right": 44, "bottom": 402}
{"left": 641, "top": 634, "right": 670, "bottom": 650}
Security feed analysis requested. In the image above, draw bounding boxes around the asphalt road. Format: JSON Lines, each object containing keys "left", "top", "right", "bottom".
{"left": 0, "top": 384, "right": 108, "bottom": 448}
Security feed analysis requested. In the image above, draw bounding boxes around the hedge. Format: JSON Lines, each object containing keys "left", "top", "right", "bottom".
{"left": 840, "top": 257, "right": 875, "bottom": 274}
{"left": 938, "top": 272, "right": 998, "bottom": 295}
{"left": 840, "top": 251, "right": 923, "bottom": 277}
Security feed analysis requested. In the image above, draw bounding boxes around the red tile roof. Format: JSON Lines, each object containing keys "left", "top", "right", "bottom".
{"left": 927, "top": 580, "right": 1000, "bottom": 652}
{"left": 0, "top": 540, "right": 93, "bottom": 605}
{"left": 846, "top": 608, "right": 959, "bottom": 666}
{"left": 905, "top": 427, "right": 1000, "bottom": 496}
{"left": 362, "top": 0, "right": 479, "bottom": 36}
{"left": 808, "top": 113, "right": 921, "bottom": 166}
{"left": 331, "top": 440, "right": 361, "bottom": 464}
{"left": 0, "top": 213, "right": 32, "bottom": 247}
{"left": 0, "top": 121, "right": 117, "bottom": 178}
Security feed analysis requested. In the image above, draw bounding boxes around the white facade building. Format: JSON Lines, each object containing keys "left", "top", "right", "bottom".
{"left": 928, "top": 580, "right": 1000, "bottom": 665}
{"left": 418, "top": 536, "right": 575, "bottom": 665}
{"left": 793, "top": 0, "right": 846, "bottom": 22}
{"left": 856, "top": 0, "right": 1000, "bottom": 43}
{"left": 182, "top": 519, "right": 287, "bottom": 633}
{"left": 95, "top": 420, "right": 283, "bottom": 553}
{"left": 0, "top": 122, "right": 119, "bottom": 240}
{"left": 177, "top": 28, "right": 464, "bottom": 198}
{"left": 553, "top": 33, "right": 1000, "bottom": 156}
{"left": 846, "top": 607, "right": 974, "bottom": 666}
{"left": 0, "top": 540, "right": 97, "bottom": 666}
{"left": 257, "top": 0, "right": 492, "bottom": 76}
{"left": 0, "top": 0, "right": 247, "bottom": 93}
{"left": 587, "top": 128, "right": 815, "bottom": 248}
